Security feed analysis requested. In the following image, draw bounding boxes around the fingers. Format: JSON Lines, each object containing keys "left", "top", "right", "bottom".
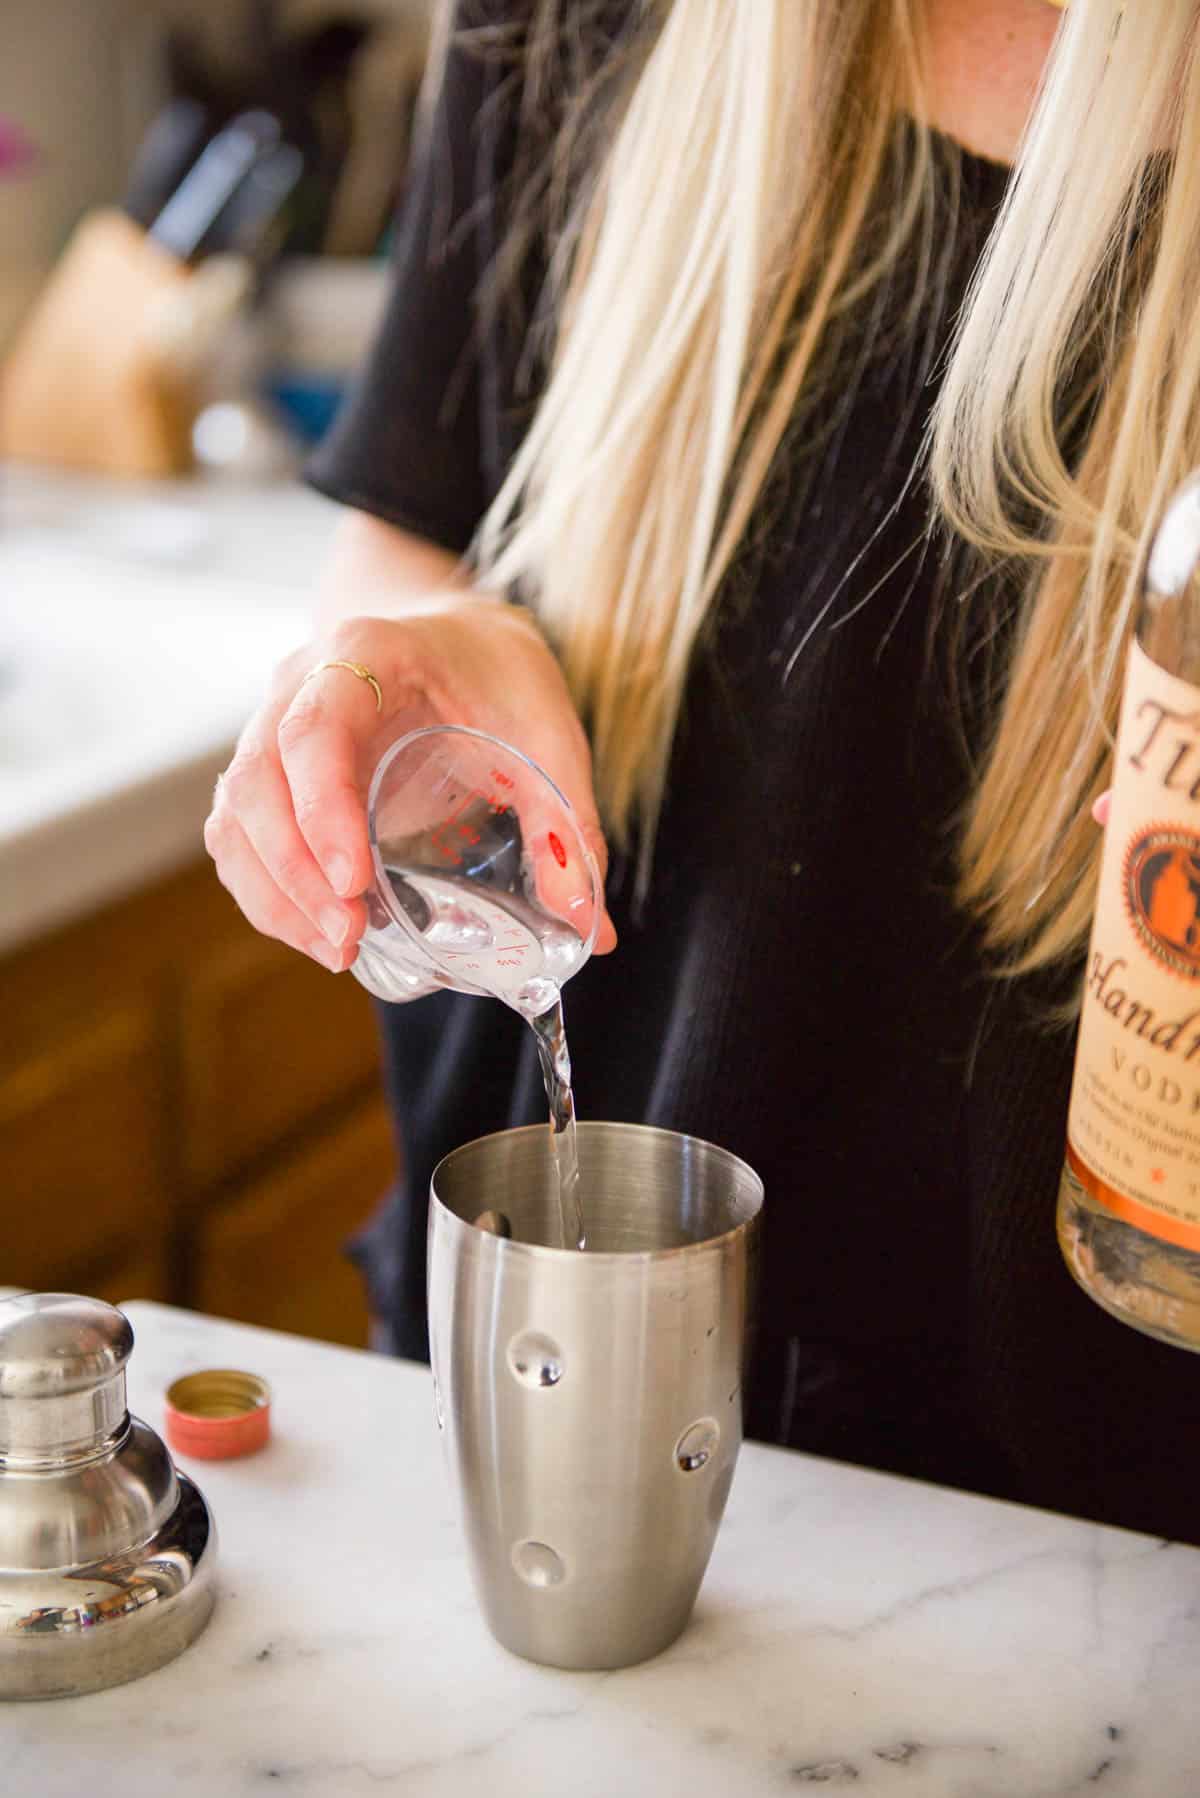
{"left": 1092, "top": 789, "right": 1112, "bottom": 827}
{"left": 594, "top": 912, "right": 619, "bottom": 955}
{"left": 204, "top": 807, "right": 356, "bottom": 972}
{"left": 579, "top": 821, "right": 618, "bottom": 953}
{"left": 506, "top": 727, "right": 617, "bottom": 955}
{"left": 531, "top": 813, "right": 617, "bottom": 956}
{"left": 276, "top": 673, "right": 377, "bottom": 898}
{"left": 524, "top": 811, "right": 617, "bottom": 957}
{"left": 206, "top": 631, "right": 393, "bottom": 968}
{"left": 492, "top": 747, "right": 617, "bottom": 959}
{"left": 552, "top": 810, "right": 617, "bottom": 956}
{"left": 219, "top": 734, "right": 364, "bottom": 951}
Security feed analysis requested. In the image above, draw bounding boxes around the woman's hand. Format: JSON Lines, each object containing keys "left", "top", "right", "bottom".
{"left": 204, "top": 593, "right": 617, "bottom": 975}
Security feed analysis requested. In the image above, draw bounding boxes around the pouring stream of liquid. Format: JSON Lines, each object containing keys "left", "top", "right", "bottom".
{"left": 528, "top": 995, "right": 584, "bottom": 1251}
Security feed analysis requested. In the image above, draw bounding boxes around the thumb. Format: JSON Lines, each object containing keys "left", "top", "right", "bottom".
{"left": 578, "top": 819, "right": 618, "bottom": 953}
{"left": 524, "top": 799, "right": 618, "bottom": 958}
{"left": 502, "top": 712, "right": 618, "bottom": 954}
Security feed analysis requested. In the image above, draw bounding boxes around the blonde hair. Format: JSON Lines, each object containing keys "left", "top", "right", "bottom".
{"left": 474, "top": 0, "right": 932, "bottom": 886}
{"left": 450, "top": 0, "right": 1200, "bottom": 969}
{"left": 933, "top": 0, "right": 1200, "bottom": 971}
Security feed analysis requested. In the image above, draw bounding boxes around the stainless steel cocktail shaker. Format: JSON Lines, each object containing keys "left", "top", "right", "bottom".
{"left": 0, "top": 1293, "right": 217, "bottom": 1701}
{"left": 428, "top": 1122, "right": 762, "bottom": 1670}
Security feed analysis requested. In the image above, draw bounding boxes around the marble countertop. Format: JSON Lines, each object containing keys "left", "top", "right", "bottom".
{"left": 0, "top": 466, "right": 331, "bottom": 953}
{"left": 6, "top": 1299, "right": 1200, "bottom": 1796}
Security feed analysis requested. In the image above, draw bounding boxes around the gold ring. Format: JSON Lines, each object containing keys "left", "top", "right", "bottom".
{"left": 301, "top": 659, "right": 383, "bottom": 713}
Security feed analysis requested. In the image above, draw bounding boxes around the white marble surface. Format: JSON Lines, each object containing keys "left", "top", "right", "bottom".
{"left": 4, "top": 1299, "right": 1200, "bottom": 1795}
{"left": 0, "top": 467, "right": 333, "bottom": 951}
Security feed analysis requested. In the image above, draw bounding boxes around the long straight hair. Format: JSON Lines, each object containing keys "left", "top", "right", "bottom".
{"left": 933, "top": 0, "right": 1200, "bottom": 972}
{"left": 436, "top": 0, "right": 1200, "bottom": 973}
{"left": 473, "top": 0, "right": 932, "bottom": 889}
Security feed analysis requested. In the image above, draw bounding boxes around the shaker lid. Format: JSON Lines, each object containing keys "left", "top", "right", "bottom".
{"left": 0, "top": 1293, "right": 133, "bottom": 1401}
{"left": 0, "top": 1293, "right": 219, "bottom": 1700}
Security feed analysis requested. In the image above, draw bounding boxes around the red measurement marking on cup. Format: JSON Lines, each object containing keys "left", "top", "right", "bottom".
{"left": 430, "top": 828, "right": 462, "bottom": 864}
{"left": 548, "top": 832, "right": 567, "bottom": 868}
{"left": 490, "top": 768, "right": 515, "bottom": 790}
{"left": 432, "top": 791, "right": 487, "bottom": 862}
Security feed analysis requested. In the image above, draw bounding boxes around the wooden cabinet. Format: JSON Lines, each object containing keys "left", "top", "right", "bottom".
{"left": 194, "top": 1099, "right": 396, "bottom": 1349}
{"left": 0, "top": 1002, "right": 168, "bottom": 1286}
{"left": 179, "top": 931, "right": 383, "bottom": 1191}
{"left": 90, "top": 1250, "right": 170, "bottom": 1308}
{"left": 0, "top": 861, "right": 395, "bottom": 1345}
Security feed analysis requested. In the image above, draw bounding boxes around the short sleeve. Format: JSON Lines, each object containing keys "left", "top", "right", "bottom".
{"left": 305, "top": 6, "right": 514, "bottom": 554}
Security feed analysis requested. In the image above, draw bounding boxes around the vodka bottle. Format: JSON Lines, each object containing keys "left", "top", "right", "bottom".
{"left": 1058, "top": 473, "right": 1200, "bottom": 1347}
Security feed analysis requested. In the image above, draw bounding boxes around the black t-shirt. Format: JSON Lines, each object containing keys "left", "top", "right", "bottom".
{"left": 308, "top": 7, "right": 1200, "bottom": 1541}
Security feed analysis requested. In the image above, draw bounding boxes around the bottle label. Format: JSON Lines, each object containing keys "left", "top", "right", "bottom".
{"left": 1068, "top": 639, "right": 1200, "bottom": 1248}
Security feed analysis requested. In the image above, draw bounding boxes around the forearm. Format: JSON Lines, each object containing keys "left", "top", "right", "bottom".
{"left": 313, "top": 508, "right": 478, "bottom": 634}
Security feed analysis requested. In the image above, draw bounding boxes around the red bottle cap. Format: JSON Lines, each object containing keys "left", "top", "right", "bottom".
{"left": 164, "top": 1369, "right": 271, "bottom": 1461}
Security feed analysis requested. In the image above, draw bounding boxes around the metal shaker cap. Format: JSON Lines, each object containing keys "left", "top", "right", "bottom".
{"left": 0, "top": 1292, "right": 133, "bottom": 1463}
{"left": 0, "top": 1293, "right": 218, "bottom": 1702}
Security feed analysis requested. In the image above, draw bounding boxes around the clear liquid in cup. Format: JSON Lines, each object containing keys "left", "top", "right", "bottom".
{"left": 378, "top": 861, "right": 584, "bottom": 1014}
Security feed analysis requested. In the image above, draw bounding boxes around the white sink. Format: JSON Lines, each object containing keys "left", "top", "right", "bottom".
{"left": 0, "top": 535, "right": 311, "bottom": 953}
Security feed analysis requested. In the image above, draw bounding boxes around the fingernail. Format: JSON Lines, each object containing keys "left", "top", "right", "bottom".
{"left": 326, "top": 852, "right": 354, "bottom": 896}
{"left": 321, "top": 907, "right": 348, "bottom": 947}
{"left": 311, "top": 939, "right": 343, "bottom": 972}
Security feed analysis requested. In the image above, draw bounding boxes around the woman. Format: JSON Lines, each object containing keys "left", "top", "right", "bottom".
{"left": 206, "top": 1, "right": 1200, "bottom": 1539}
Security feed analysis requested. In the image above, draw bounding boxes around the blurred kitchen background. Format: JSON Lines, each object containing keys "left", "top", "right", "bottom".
{"left": 1, "top": 0, "right": 438, "bottom": 1344}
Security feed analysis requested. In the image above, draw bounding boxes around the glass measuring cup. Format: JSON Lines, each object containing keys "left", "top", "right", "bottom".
{"left": 350, "top": 725, "right": 602, "bottom": 1015}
